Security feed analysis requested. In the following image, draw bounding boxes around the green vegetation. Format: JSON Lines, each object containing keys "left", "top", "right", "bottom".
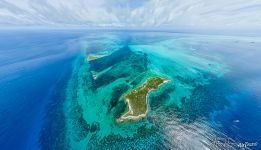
{"left": 118, "top": 77, "right": 168, "bottom": 122}
{"left": 87, "top": 54, "right": 106, "bottom": 61}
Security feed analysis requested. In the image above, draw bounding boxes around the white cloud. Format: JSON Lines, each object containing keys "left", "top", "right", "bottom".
{"left": 0, "top": 0, "right": 261, "bottom": 29}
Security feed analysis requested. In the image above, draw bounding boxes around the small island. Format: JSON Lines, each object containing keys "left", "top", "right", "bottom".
{"left": 87, "top": 54, "right": 106, "bottom": 61}
{"left": 117, "top": 77, "right": 169, "bottom": 123}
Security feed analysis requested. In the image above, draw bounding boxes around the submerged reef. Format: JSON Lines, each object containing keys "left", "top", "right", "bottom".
{"left": 63, "top": 34, "right": 228, "bottom": 149}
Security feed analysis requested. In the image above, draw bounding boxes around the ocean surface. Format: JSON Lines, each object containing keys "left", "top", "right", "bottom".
{"left": 0, "top": 30, "right": 261, "bottom": 150}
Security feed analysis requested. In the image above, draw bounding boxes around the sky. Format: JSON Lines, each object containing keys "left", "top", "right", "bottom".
{"left": 0, "top": 0, "right": 261, "bottom": 29}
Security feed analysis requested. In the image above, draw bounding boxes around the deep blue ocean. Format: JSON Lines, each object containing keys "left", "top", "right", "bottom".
{"left": 0, "top": 30, "right": 82, "bottom": 149}
{"left": 0, "top": 30, "right": 261, "bottom": 150}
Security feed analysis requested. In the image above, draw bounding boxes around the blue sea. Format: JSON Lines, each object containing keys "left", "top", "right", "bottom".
{"left": 0, "top": 30, "right": 261, "bottom": 150}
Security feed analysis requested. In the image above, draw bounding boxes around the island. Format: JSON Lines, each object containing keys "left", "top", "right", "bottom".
{"left": 117, "top": 77, "right": 169, "bottom": 123}
{"left": 87, "top": 54, "right": 106, "bottom": 61}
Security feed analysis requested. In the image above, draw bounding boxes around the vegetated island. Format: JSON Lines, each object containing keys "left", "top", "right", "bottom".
{"left": 117, "top": 77, "right": 169, "bottom": 123}
{"left": 87, "top": 54, "right": 107, "bottom": 61}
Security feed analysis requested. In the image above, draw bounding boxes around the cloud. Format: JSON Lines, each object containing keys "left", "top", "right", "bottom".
{"left": 0, "top": 0, "right": 261, "bottom": 29}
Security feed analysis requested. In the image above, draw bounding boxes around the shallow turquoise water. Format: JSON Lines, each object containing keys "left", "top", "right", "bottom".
{"left": 0, "top": 30, "right": 261, "bottom": 150}
{"left": 63, "top": 32, "right": 261, "bottom": 149}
